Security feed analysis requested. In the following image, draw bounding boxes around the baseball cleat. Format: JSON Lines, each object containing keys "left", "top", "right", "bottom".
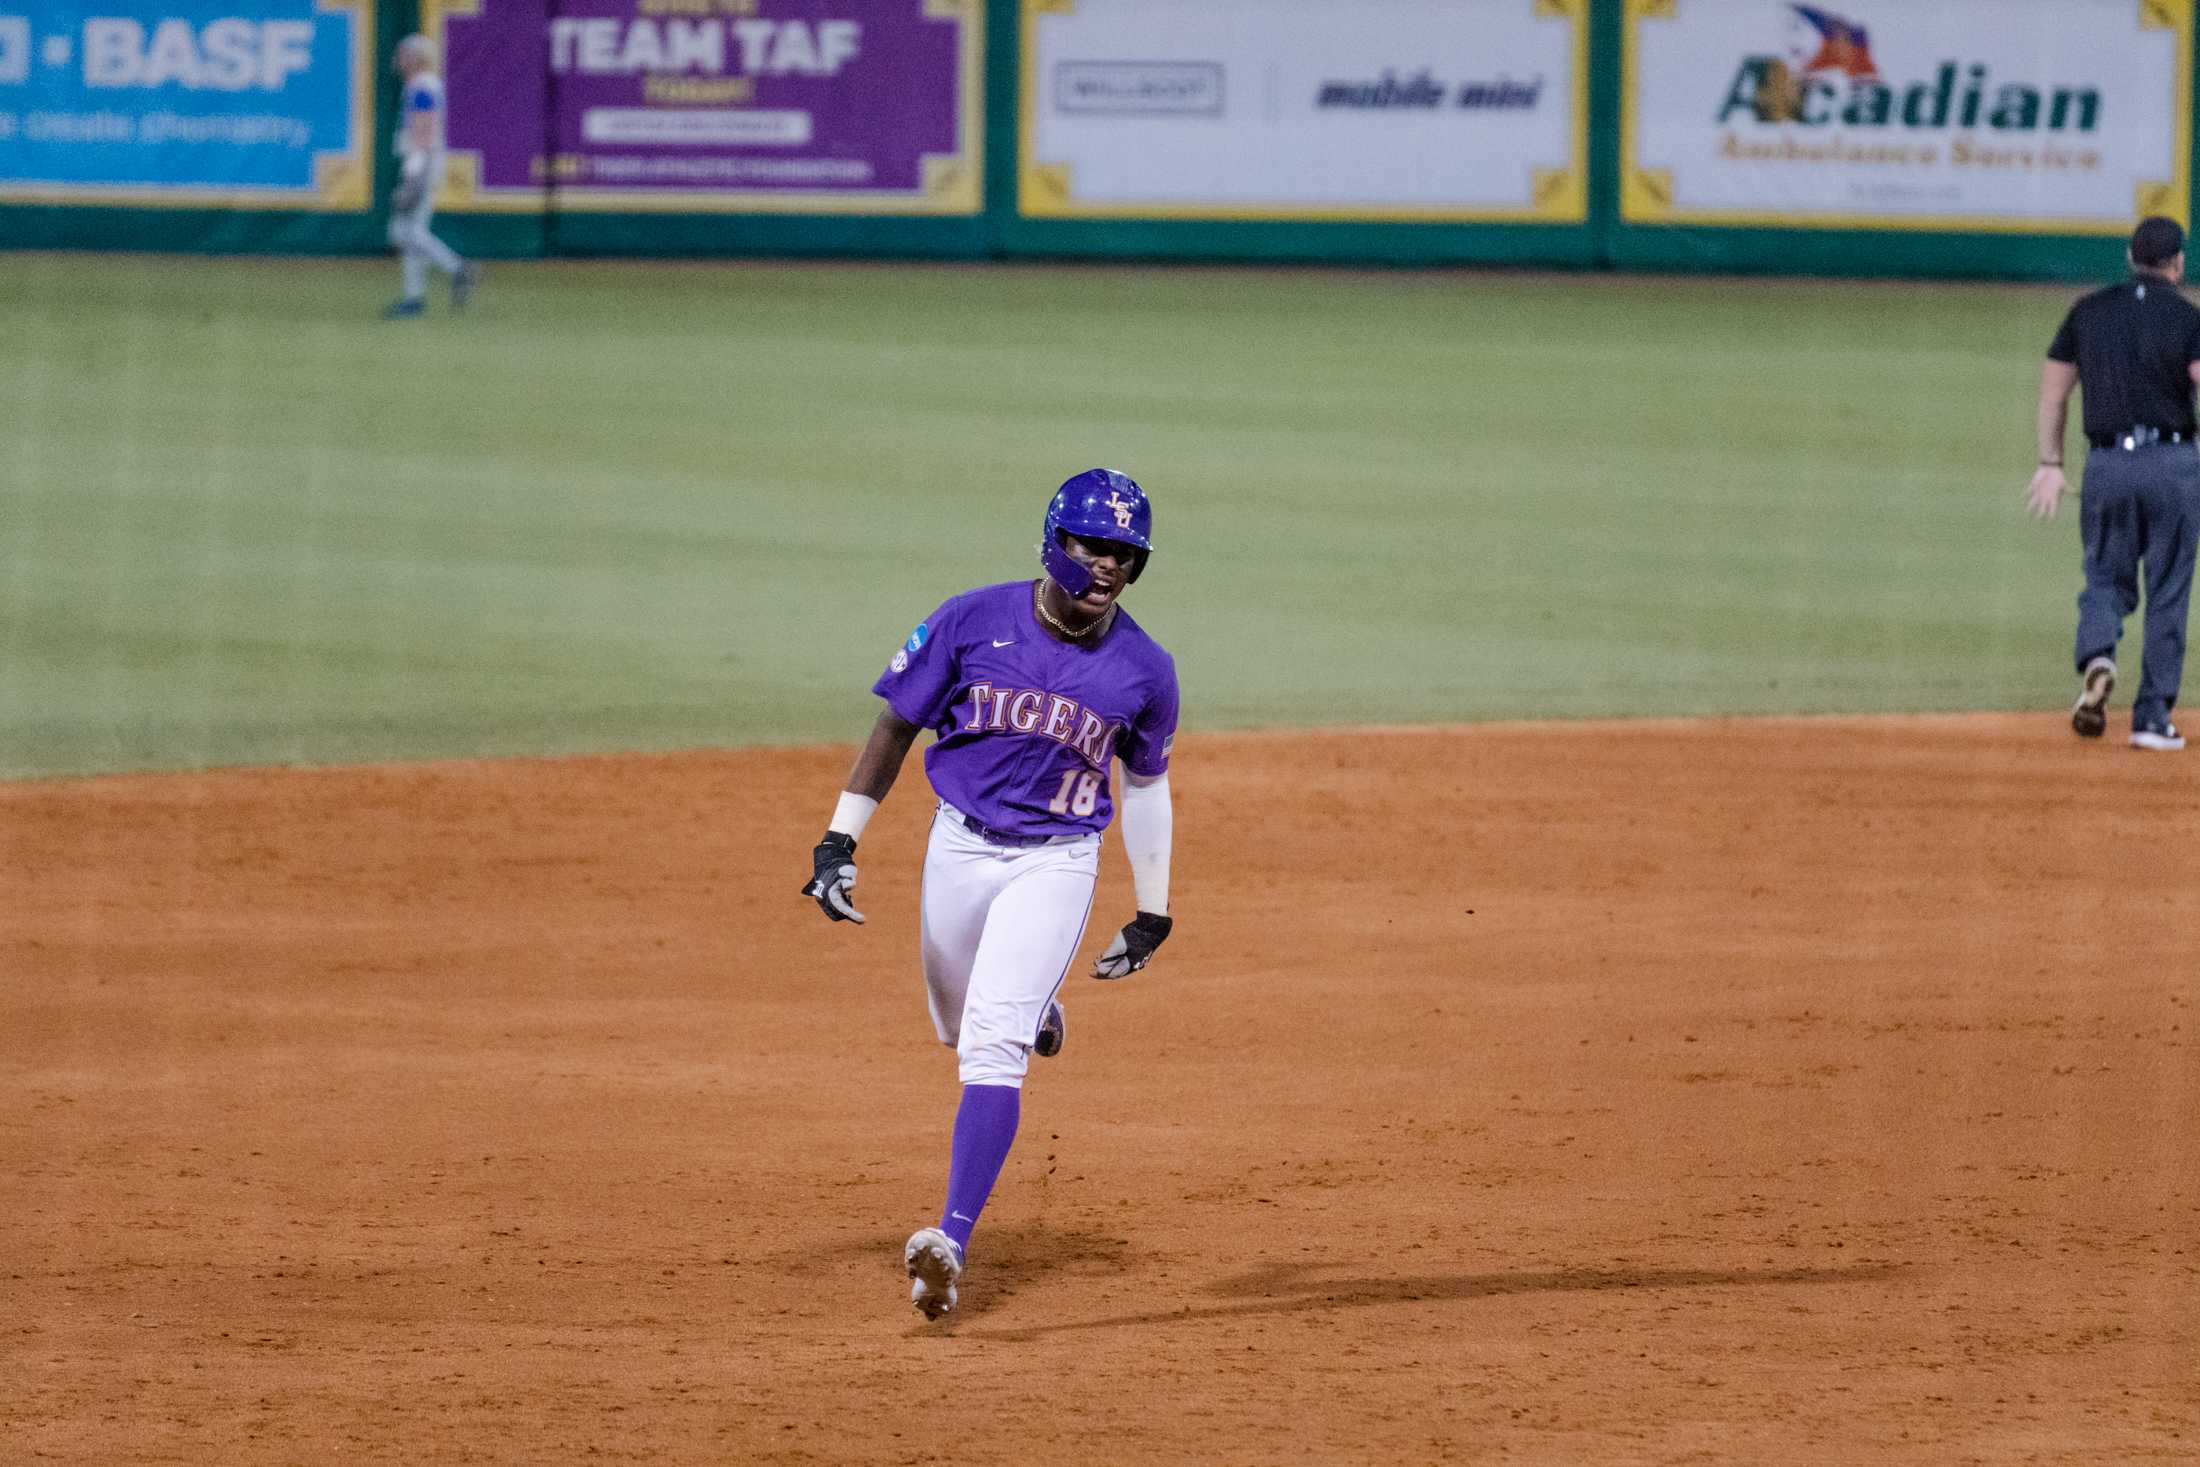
{"left": 452, "top": 263, "right": 482, "bottom": 312}
{"left": 381, "top": 297, "right": 426, "bottom": 320}
{"left": 1034, "top": 999, "right": 1065, "bottom": 1058}
{"left": 2071, "top": 658, "right": 2115, "bottom": 738}
{"left": 2130, "top": 720, "right": 2184, "bottom": 751}
{"left": 905, "top": 1228, "right": 962, "bottom": 1320}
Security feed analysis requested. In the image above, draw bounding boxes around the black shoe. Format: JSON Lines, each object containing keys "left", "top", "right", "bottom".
{"left": 2071, "top": 658, "right": 2115, "bottom": 737}
{"left": 1034, "top": 1000, "right": 1065, "bottom": 1058}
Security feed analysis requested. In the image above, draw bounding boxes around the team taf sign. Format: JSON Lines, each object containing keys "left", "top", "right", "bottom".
{"left": 426, "top": 0, "right": 982, "bottom": 216}
{"left": 0, "top": 1, "right": 371, "bottom": 209}
{"left": 1624, "top": 0, "right": 2192, "bottom": 233}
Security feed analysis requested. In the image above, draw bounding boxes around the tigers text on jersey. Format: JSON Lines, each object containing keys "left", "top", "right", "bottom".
{"left": 875, "top": 580, "right": 1179, "bottom": 839}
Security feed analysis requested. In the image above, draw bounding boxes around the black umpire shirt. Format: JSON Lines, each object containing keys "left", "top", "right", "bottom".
{"left": 2047, "top": 276, "right": 2200, "bottom": 441}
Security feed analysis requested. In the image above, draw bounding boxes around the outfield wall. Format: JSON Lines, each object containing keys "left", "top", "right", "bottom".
{"left": 0, "top": 0, "right": 2189, "bottom": 280}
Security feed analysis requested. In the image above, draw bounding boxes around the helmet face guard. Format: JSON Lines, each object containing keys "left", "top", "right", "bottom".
{"left": 1040, "top": 468, "right": 1153, "bottom": 597}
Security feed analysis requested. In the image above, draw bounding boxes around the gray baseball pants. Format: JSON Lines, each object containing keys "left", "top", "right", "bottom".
{"left": 2075, "top": 442, "right": 2200, "bottom": 728}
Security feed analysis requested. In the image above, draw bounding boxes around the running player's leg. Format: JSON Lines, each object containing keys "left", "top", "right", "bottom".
{"left": 388, "top": 195, "right": 463, "bottom": 314}
{"left": 410, "top": 204, "right": 464, "bottom": 278}
{"left": 936, "top": 841, "right": 1097, "bottom": 1255}
{"left": 388, "top": 213, "right": 429, "bottom": 306}
{"left": 917, "top": 807, "right": 999, "bottom": 1049}
{"left": 2076, "top": 456, "right": 2142, "bottom": 674}
{"left": 2134, "top": 451, "right": 2200, "bottom": 726}
{"left": 958, "top": 849, "right": 1097, "bottom": 1088}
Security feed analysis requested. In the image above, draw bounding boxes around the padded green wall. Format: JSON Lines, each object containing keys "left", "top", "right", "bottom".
{"left": 0, "top": 1, "right": 2173, "bottom": 281}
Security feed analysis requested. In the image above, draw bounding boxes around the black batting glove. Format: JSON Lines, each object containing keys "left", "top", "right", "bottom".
{"left": 1092, "top": 911, "right": 1172, "bottom": 979}
{"left": 801, "top": 832, "right": 864, "bottom": 923}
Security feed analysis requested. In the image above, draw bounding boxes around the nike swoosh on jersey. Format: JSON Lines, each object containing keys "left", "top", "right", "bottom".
{"left": 993, "top": 638, "right": 1015, "bottom": 647}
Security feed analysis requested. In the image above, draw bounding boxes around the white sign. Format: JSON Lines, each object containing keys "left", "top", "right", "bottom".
{"left": 1020, "top": 0, "right": 1586, "bottom": 222}
{"left": 580, "top": 108, "right": 813, "bottom": 146}
{"left": 1624, "top": 0, "right": 2191, "bottom": 232}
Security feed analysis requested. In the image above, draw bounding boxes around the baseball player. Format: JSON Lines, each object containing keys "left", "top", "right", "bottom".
{"left": 385, "top": 34, "right": 477, "bottom": 320}
{"left": 801, "top": 469, "right": 1180, "bottom": 1320}
{"left": 2029, "top": 216, "right": 2200, "bottom": 749}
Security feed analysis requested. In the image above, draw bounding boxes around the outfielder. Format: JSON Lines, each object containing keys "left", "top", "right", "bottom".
{"left": 801, "top": 469, "right": 1180, "bottom": 1320}
{"left": 385, "top": 34, "right": 477, "bottom": 320}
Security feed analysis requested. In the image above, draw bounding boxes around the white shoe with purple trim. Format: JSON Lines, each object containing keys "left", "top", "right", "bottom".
{"left": 905, "top": 1227, "right": 962, "bottom": 1320}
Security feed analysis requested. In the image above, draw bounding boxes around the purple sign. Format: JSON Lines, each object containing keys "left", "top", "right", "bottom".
{"left": 438, "top": 0, "right": 980, "bottom": 213}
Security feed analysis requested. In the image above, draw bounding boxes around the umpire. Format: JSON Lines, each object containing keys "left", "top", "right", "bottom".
{"left": 2029, "top": 215, "right": 2200, "bottom": 750}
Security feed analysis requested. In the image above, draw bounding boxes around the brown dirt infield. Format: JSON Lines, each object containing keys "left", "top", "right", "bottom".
{"left": 5, "top": 716, "right": 2196, "bottom": 1465}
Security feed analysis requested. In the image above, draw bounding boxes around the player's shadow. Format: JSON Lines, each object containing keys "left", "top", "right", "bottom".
{"left": 967, "top": 1259, "right": 1910, "bottom": 1341}
{"left": 932, "top": 1222, "right": 1137, "bottom": 1322}
{"left": 804, "top": 1222, "right": 1136, "bottom": 1330}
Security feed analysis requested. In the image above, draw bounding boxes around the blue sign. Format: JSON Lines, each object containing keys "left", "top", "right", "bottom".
{"left": 0, "top": 1, "right": 370, "bottom": 208}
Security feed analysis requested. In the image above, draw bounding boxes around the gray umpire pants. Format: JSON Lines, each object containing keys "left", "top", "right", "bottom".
{"left": 2075, "top": 442, "right": 2200, "bottom": 727}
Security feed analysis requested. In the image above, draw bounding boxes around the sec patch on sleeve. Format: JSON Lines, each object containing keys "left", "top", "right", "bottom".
{"left": 887, "top": 621, "right": 929, "bottom": 674}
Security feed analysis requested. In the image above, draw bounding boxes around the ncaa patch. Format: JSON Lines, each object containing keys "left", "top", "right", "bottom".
{"left": 905, "top": 623, "right": 930, "bottom": 654}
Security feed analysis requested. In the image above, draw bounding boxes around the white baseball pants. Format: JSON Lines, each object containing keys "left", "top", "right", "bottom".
{"left": 388, "top": 160, "right": 461, "bottom": 299}
{"left": 920, "top": 805, "right": 1097, "bottom": 1088}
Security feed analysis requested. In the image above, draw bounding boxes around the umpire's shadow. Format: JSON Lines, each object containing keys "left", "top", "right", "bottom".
{"left": 966, "top": 1259, "right": 1910, "bottom": 1341}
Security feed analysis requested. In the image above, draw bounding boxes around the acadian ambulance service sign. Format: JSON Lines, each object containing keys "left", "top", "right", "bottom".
{"left": 0, "top": 1, "right": 371, "bottom": 209}
{"left": 1624, "top": 0, "right": 2192, "bottom": 232}
{"left": 1021, "top": 0, "right": 1587, "bottom": 222}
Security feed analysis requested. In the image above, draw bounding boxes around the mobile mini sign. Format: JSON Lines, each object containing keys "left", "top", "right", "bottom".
{"left": 0, "top": 1, "right": 371, "bottom": 209}
{"left": 1020, "top": 0, "right": 1588, "bottom": 223}
{"left": 1624, "top": 0, "right": 2192, "bottom": 233}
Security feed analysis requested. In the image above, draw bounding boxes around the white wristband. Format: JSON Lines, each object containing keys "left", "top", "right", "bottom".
{"left": 830, "top": 791, "right": 879, "bottom": 841}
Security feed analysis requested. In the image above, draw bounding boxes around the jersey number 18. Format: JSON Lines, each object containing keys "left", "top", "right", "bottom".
{"left": 1047, "top": 768, "right": 1101, "bottom": 817}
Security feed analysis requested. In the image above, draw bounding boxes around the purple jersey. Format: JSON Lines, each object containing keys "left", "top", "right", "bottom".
{"left": 873, "top": 580, "right": 1179, "bottom": 838}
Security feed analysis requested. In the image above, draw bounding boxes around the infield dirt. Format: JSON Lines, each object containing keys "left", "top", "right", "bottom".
{"left": 5, "top": 718, "right": 2195, "bottom": 1464}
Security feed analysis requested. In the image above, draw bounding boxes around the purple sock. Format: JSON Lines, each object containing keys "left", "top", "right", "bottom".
{"left": 939, "top": 1083, "right": 1020, "bottom": 1255}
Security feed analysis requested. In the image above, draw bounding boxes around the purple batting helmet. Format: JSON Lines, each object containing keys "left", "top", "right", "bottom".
{"left": 1040, "top": 468, "right": 1154, "bottom": 597}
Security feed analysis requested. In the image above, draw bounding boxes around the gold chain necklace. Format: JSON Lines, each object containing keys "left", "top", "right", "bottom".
{"left": 1032, "top": 580, "right": 1112, "bottom": 640}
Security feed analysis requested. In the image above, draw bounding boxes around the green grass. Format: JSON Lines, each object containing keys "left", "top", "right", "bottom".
{"left": 0, "top": 253, "right": 2086, "bottom": 778}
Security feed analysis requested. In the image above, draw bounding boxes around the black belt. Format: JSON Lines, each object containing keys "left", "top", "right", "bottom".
{"left": 2090, "top": 427, "right": 2192, "bottom": 450}
{"left": 940, "top": 803, "right": 1080, "bottom": 848}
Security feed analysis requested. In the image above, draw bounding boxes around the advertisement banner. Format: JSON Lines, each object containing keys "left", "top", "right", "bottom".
{"left": 1624, "top": 0, "right": 2193, "bottom": 233}
{"left": 1019, "top": 0, "right": 1587, "bottom": 222}
{"left": 428, "top": 0, "right": 981, "bottom": 214}
{"left": 0, "top": 0, "right": 370, "bottom": 209}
